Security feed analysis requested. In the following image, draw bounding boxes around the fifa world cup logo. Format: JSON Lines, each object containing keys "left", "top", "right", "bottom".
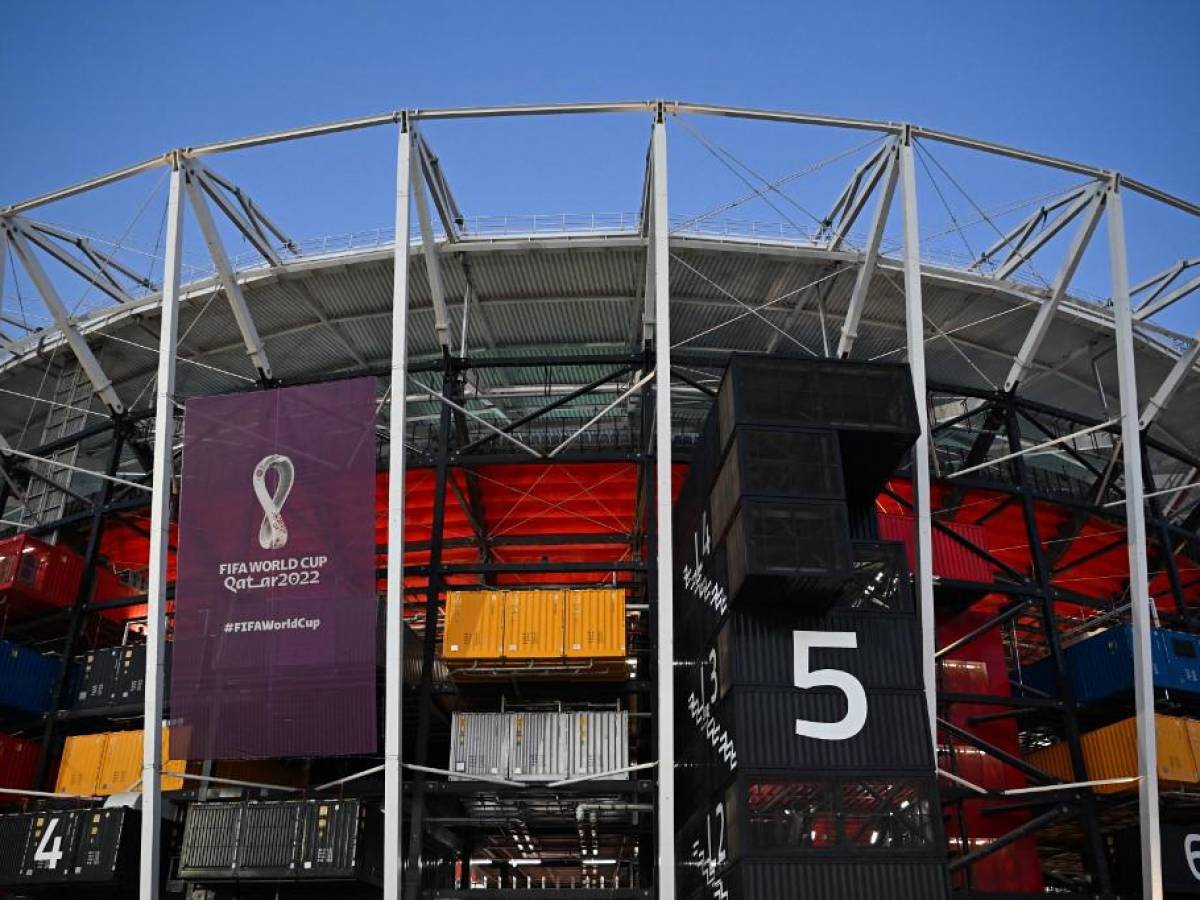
{"left": 252, "top": 454, "right": 295, "bottom": 550}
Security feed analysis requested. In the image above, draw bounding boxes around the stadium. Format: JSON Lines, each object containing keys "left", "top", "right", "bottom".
{"left": 0, "top": 100, "right": 1198, "bottom": 899}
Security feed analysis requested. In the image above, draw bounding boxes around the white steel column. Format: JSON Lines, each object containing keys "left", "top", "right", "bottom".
{"left": 383, "top": 116, "right": 413, "bottom": 900}
{"left": 898, "top": 130, "right": 938, "bottom": 747}
{"left": 650, "top": 110, "right": 676, "bottom": 899}
{"left": 140, "top": 155, "right": 185, "bottom": 900}
{"left": 1107, "top": 177, "right": 1163, "bottom": 900}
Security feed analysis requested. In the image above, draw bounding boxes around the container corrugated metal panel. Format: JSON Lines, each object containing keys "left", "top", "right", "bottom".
{"left": 114, "top": 643, "right": 147, "bottom": 703}
{"left": 442, "top": 591, "right": 504, "bottom": 660}
{"left": 74, "top": 647, "right": 120, "bottom": 709}
{"left": 238, "top": 801, "right": 303, "bottom": 873}
{"left": 0, "top": 732, "right": 38, "bottom": 798}
{"left": 564, "top": 589, "right": 625, "bottom": 658}
{"left": 0, "top": 535, "right": 84, "bottom": 615}
{"left": 568, "top": 711, "right": 628, "bottom": 776}
{"left": 877, "top": 513, "right": 994, "bottom": 583}
{"left": 299, "top": 800, "right": 361, "bottom": 877}
{"left": 0, "top": 814, "right": 31, "bottom": 883}
{"left": 1029, "top": 714, "right": 1199, "bottom": 794}
{"left": 0, "top": 639, "right": 59, "bottom": 714}
{"left": 509, "top": 712, "right": 570, "bottom": 781}
{"left": 710, "top": 609, "right": 923, "bottom": 695}
{"left": 24, "top": 809, "right": 83, "bottom": 881}
{"left": 95, "top": 729, "right": 143, "bottom": 794}
{"left": 179, "top": 803, "right": 241, "bottom": 874}
{"left": 686, "top": 858, "right": 949, "bottom": 900}
{"left": 56, "top": 732, "right": 108, "bottom": 796}
{"left": 448, "top": 713, "right": 508, "bottom": 779}
{"left": 73, "top": 807, "right": 136, "bottom": 884}
{"left": 678, "top": 689, "right": 934, "bottom": 798}
{"left": 503, "top": 589, "right": 564, "bottom": 658}
{"left": 708, "top": 427, "right": 844, "bottom": 543}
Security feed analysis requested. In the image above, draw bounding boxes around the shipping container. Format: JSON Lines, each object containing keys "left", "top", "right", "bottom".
{"left": 712, "top": 355, "right": 919, "bottom": 502}
{"left": 677, "top": 775, "right": 943, "bottom": 900}
{"left": 722, "top": 498, "right": 855, "bottom": 601}
{"left": 24, "top": 809, "right": 84, "bottom": 882}
{"left": 0, "top": 813, "right": 30, "bottom": 883}
{"left": 72, "top": 807, "right": 138, "bottom": 884}
{"left": 564, "top": 588, "right": 626, "bottom": 658}
{"left": 1020, "top": 624, "right": 1200, "bottom": 703}
{"left": 0, "top": 534, "right": 84, "bottom": 619}
{"left": 708, "top": 426, "right": 845, "bottom": 543}
{"left": 114, "top": 643, "right": 148, "bottom": 702}
{"left": 509, "top": 712, "right": 570, "bottom": 782}
{"left": 681, "top": 856, "right": 948, "bottom": 900}
{"left": 877, "top": 513, "right": 995, "bottom": 584}
{"left": 1110, "top": 823, "right": 1200, "bottom": 895}
{"left": 568, "top": 711, "right": 629, "bottom": 777}
{"left": 442, "top": 591, "right": 505, "bottom": 661}
{"left": 55, "top": 732, "right": 107, "bottom": 796}
{"left": 0, "top": 732, "right": 39, "bottom": 801}
{"left": 677, "top": 688, "right": 935, "bottom": 801}
{"left": 180, "top": 799, "right": 381, "bottom": 884}
{"left": 74, "top": 646, "right": 121, "bottom": 709}
{"left": 1028, "top": 714, "right": 1199, "bottom": 794}
{"left": 0, "top": 638, "right": 61, "bottom": 715}
{"left": 448, "top": 713, "right": 508, "bottom": 780}
{"left": 503, "top": 589, "right": 565, "bottom": 659}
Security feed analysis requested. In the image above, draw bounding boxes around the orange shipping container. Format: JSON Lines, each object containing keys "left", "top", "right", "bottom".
{"left": 504, "top": 590, "right": 564, "bottom": 659}
{"left": 443, "top": 591, "right": 505, "bottom": 661}
{"left": 55, "top": 732, "right": 107, "bottom": 795}
{"left": 565, "top": 589, "right": 625, "bottom": 659}
{"left": 1028, "top": 714, "right": 1199, "bottom": 794}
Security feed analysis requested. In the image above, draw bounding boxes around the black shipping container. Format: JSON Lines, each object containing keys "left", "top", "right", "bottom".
{"left": 1110, "top": 823, "right": 1200, "bottom": 895}
{"left": 73, "top": 807, "right": 138, "bottom": 884}
{"left": 114, "top": 643, "right": 147, "bottom": 703}
{"left": 676, "top": 687, "right": 935, "bottom": 802}
{"left": 678, "top": 608, "right": 925, "bottom": 697}
{"left": 713, "top": 355, "right": 920, "bottom": 502}
{"left": 0, "top": 813, "right": 30, "bottom": 884}
{"left": 24, "top": 808, "right": 84, "bottom": 882}
{"left": 180, "top": 799, "right": 382, "bottom": 884}
{"left": 682, "top": 856, "right": 949, "bottom": 900}
{"left": 707, "top": 426, "right": 845, "bottom": 543}
{"left": 676, "top": 775, "right": 944, "bottom": 899}
{"left": 74, "top": 647, "right": 121, "bottom": 709}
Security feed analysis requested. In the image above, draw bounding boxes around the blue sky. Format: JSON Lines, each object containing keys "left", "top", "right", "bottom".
{"left": 2, "top": 1, "right": 1198, "bottom": 332}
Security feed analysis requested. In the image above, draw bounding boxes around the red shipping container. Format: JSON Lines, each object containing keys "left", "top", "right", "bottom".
{"left": 0, "top": 731, "right": 39, "bottom": 802}
{"left": 0, "top": 535, "right": 84, "bottom": 620}
{"left": 878, "top": 513, "right": 995, "bottom": 583}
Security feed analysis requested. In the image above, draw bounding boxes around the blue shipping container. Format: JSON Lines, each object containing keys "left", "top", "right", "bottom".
{"left": 0, "top": 639, "right": 60, "bottom": 715}
{"left": 1019, "top": 625, "right": 1200, "bottom": 703}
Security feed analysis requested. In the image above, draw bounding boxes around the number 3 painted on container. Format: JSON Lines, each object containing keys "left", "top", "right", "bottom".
{"left": 792, "top": 631, "right": 868, "bottom": 741}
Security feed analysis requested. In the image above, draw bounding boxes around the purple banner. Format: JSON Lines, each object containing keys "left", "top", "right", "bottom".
{"left": 171, "top": 378, "right": 378, "bottom": 759}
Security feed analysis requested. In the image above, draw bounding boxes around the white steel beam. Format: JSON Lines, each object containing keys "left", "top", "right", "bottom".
{"left": 898, "top": 130, "right": 938, "bottom": 751}
{"left": 994, "top": 187, "right": 1097, "bottom": 281}
{"left": 3, "top": 221, "right": 125, "bottom": 414}
{"left": 139, "top": 156, "right": 185, "bottom": 900}
{"left": 837, "top": 144, "right": 899, "bottom": 358}
{"left": 1141, "top": 327, "right": 1200, "bottom": 429}
{"left": 192, "top": 168, "right": 281, "bottom": 267}
{"left": 414, "top": 134, "right": 464, "bottom": 243}
{"left": 1003, "top": 187, "right": 1106, "bottom": 391}
{"left": 827, "top": 139, "right": 895, "bottom": 253}
{"left": 411, "top": 142, "right": 451, "bottom": 350}
{"left": 819, "top": 141, "right": 890, "bottom": 241}
{"left": 13, "top": 221, "right": 134, "bottom": 305}
{"left": 383, "top": 118, "right": 413, "bottom": 900}
{"left": 1135, "top": 270, "right": 1200, "bottom": 322}
{"left": 1107, "top": 177, "right": 1163, "bottom": 900}
{"left": 649, "top": 109, "right": 676, "bottom": 900}
{"left": 183, "top": 165, "right": 273, "bottom": 381}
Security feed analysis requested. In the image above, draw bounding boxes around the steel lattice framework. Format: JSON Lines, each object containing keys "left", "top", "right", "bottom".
{"left": 2, "top": 100, "right": 1199, "bottom": 899}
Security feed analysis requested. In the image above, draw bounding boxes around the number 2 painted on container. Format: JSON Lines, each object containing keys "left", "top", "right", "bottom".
{"left": 792, "top": 630, "right": 868, "bottom": 740}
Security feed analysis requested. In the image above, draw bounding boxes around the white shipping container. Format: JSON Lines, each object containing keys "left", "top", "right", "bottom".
{"left": 509, "top": 712, "right": 571, "bottom": 782}
{"left": 448, "top": 713, "right": 508, "bottom": 780}
{"left": 568, "top": 711, "right": 628, "bottom": 777}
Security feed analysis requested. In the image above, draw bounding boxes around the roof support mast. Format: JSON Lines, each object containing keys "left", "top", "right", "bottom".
{"left": 139, "top": 152, "right": 185, "bottom": 900}
{"left": 647, "top": 101, "right": 676, "bottom": 900}
{"left": 1108, "top": 174, "right": 1164, "bottom": 900}
{"left": 383, "top": 112, "right": 413, "bottom": 900}
{"left": 898, "top": 126, "right": 938, "bottom": 753}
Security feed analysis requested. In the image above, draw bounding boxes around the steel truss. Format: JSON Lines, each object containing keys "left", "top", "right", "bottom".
{"left": 0, "top": 100, "right": 1197, "bottom": 900}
